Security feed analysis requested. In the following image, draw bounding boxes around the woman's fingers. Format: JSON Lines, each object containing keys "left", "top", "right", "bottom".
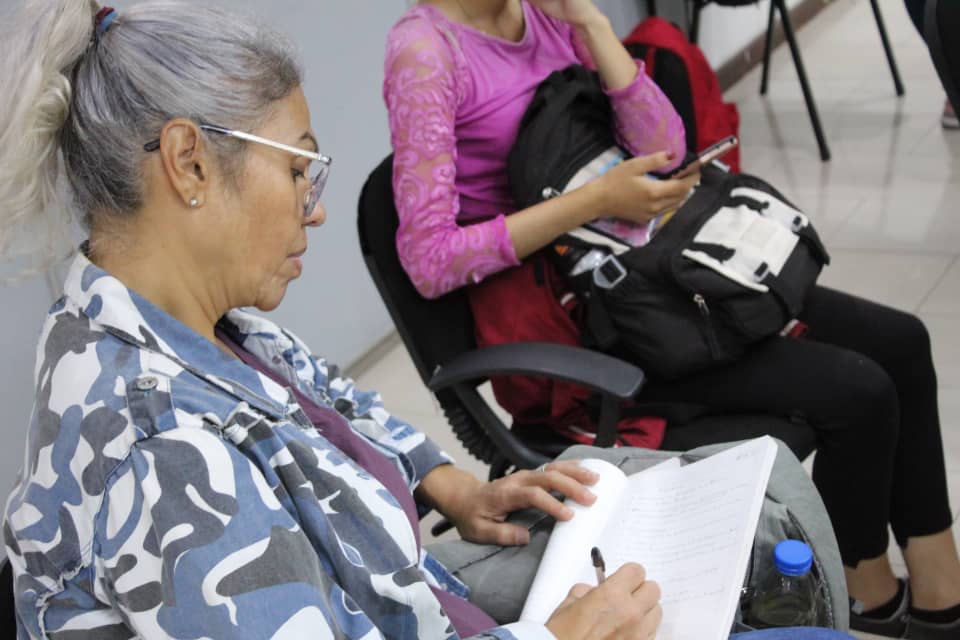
{"left": 587, "top": 565, "right": 662, "bottom": 639}
{"left": 542, "top": 460, "right": 601, "bottom": 486}
{"left": 621, "top": 151, "right": 678, "bottom": 175}
{"left": 605, "top": 562, "right": 647, "bottom": 591}
{"left": 524, "top": 465, "right": 598, "bottom": 508}
{"left": 601, "top": 153, "right": 698, "bottom": 223}
{"left": 500, "top": 482, "right": 577, "bottom": 522}
{"left": 455, "top": 461, "right": 604, "bottom": 543}
{"left": 637, "top": 603, "right": 663, "bottom": 640}
{"left": 546, "top": 564, "right": 662, "bottom": 640}
{"left": 463, "top": 518, "right": 531, "bottom": 546}
{"left": 484, "top": 463, "right": 598, "bottom": 518}
{"left": 650, "top": 174, "right": 698, "bottom": 214}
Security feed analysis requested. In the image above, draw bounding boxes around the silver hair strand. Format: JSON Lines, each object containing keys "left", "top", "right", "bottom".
{"left": 0, "top": 0, "right": 303, "bottom": 271}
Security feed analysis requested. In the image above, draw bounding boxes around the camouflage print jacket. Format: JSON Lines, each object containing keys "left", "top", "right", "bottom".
{"left": 3, "top": 253, "right": 551, "bottom": 640}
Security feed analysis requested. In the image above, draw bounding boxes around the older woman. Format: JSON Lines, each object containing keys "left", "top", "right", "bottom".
{"left": 0, "top": 2, "right": 855, "bottom": 639}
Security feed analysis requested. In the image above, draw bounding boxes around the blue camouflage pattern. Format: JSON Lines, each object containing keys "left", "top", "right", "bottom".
{"left": 3, "top": 252, "right": 549, "bottom": 640}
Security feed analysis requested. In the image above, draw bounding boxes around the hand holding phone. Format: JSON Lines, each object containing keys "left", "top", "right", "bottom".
{"left": 668, "top": 135, "right": 739, "bottom": 179}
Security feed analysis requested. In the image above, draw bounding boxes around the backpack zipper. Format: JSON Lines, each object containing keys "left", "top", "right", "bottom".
{"left": 542, "top": 186, "right": 562, "bottom": 200}
{"left": 693, "top": 293, "right": 722, "bottom": 359}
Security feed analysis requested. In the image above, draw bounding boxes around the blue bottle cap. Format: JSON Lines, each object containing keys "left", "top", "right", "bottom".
{"left": 774, "top": 540, "right": 813, "bottom": 577}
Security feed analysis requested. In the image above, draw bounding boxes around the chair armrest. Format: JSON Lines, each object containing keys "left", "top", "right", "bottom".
{"left": 428, "top": 342, "right": 645, "bottom": 399}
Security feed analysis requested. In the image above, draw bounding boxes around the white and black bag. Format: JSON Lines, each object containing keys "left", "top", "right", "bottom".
{"left": 566, "top": 172, "right": 830, "bottom": 379}
{"left": 508, "top": 66, "right": 830, "bottom": 380}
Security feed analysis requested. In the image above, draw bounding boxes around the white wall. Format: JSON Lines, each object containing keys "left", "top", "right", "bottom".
{"left": 696, "top": 0, "right": 805, "bottom": 68}
{"left": 595, "top": 0, "right": 806, "bottom": 68}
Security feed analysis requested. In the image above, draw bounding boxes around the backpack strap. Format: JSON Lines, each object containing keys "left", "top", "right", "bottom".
{"left": 584, "top": 291, "right": 620, "bottom": 351}
{"left": 795, "top": 225, "right": 830, "bottom": 266}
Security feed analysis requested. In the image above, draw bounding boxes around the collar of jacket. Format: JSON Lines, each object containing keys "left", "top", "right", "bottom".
{"left": 62, "top": 248, "right": 303, "bottom": 422}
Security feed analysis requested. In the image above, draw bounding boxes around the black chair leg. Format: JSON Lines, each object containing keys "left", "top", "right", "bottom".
{"left": 689, "top": 1, "right": 702, "bottom": 44}
{"left": 775, "top": 0, "right": 831, "bottom": 161}
{"left": 870, "top": 0, "right": 905, "bottom": 97}
{"left": 488, "top": 454, "right": 513, "bottom": 481}
{"left": 594, "top": 393, "right": 622, "bottom": 448}
{"left": 760, "top": 0, "right": 776, "bottom": 95}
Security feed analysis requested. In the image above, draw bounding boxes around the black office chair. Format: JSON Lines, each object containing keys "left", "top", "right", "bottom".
{"left": 686, "top": 0, "right": 905, "bottom": 162}
{"left": 0, "top": 559, "right": 16, "bottom": 634}
{"left": 357, "top": 155, "right": 817, "bottom": 484}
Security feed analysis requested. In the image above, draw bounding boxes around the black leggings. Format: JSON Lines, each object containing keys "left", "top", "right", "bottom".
{"left": 640, "top": 286, "right": 953, "bottom": 567}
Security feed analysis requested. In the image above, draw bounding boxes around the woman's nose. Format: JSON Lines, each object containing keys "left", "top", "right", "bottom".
{"left": 304, "top": 200, "right": 326, "bottom": 227}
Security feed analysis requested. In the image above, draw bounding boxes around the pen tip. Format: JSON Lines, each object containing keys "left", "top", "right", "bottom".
{"left": 591, "top": 546, "right": 602, "bottom": 565}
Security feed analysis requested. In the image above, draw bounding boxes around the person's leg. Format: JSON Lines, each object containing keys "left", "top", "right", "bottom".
{"left": 640, "top": 327, "right": 901, "bottom": 579}
{"left": 904, "top": 0, "right": 926, "bottom": 35}
{"left": 903, "top": 530, "right": 960, "bottom": 609}
{"left": 800, "top": 288, "right": 959, "bottom": 612}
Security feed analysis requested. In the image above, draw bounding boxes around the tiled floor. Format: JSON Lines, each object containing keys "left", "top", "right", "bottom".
{"left": 354, "top": 1, "right": 960, "bottom": 637}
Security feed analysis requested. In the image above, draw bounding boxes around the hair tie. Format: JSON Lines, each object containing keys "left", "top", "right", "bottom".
{"left": 94, "top": 7, "right": 119, "bottom": 38}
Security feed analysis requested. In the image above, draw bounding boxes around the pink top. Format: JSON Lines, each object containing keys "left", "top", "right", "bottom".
{"left": 383, "top": 2, "right": 686, "bottom": 299}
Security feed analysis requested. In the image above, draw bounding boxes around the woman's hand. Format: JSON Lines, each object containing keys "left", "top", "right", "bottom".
{"left": 418, "top": 461, "right": 599, "bottom": 546}
{"left": 546, "top": 563, "right": 663, "bottom": 640}
{"left": 593, "top": 151, "right": 700, "bottom": 225}
{"left": 526, "top": 0, "right": 605, "bottom": 30}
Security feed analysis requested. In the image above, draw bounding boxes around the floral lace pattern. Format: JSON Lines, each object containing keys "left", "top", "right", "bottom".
{"left": 384, "top": 4, "right": 685, "bottom": 299}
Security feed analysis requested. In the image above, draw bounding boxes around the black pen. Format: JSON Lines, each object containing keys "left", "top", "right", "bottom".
{"left": 591, "top": 546, "right": 606, "bottom": 584}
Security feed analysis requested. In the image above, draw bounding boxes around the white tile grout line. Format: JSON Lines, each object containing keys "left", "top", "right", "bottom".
{"left": 915, "top": 254, "right": 960, "bottom": 314}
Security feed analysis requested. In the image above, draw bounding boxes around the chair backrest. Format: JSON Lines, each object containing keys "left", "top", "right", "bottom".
{"left": 925, "top": 0, "right": 960, "bottom": 114}
{"left": 357, "top": 155, "right": 477, "bottom": 385}
{"left": 0, "top": 559, "right": 15, "bottom": 633}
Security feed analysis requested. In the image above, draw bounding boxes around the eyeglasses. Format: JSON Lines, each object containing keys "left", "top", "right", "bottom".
{"left": 144, "top": 123, "right": 331, "bottom": 218}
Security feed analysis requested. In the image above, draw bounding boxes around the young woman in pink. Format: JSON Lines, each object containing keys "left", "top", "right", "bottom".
{"left": 384, "top": 2, "right": 960, "bottom": 637}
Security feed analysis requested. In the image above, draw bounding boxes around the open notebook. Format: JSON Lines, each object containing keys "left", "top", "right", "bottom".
{"left": 520, "top": 437, "right": 778, "bottom": 639}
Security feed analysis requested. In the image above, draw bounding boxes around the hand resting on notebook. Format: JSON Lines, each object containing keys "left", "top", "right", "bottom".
{"left": 416, "top": 459, "right": 600, "bottom": 546}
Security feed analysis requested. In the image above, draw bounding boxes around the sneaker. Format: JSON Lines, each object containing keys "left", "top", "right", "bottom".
{"left": 942, "top": 99, "right": 960, "bottom": 129}
{"left": 907, "top": 615, "right": 960, "bottom": 640}
{"left": 849, "top": 578, "right": 910, "bottom": 638}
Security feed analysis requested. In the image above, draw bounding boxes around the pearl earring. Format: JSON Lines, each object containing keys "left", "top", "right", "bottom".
{"left": 189, "top": 198, "right": 199, "bottom": 208}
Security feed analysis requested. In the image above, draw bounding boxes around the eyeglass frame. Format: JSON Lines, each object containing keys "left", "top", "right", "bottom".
{"left": 143, "top": 123, "right": 331, "bottom": 217}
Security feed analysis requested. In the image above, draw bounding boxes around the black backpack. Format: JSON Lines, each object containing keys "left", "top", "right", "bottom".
{"left": 508, "top": 65, "right": 622, "bottom": 209}
{"left": 508, "top": 66, "right": 830, "bottom": 380}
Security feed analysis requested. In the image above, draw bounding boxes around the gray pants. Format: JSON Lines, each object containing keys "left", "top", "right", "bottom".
{"left": 427, "top": 440, "right": 848, "bottom": 630}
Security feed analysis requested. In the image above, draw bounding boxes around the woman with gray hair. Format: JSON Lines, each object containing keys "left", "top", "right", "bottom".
{"left": 0, "top": 2, "right": 859, "bottom": 639}
{"left": 0, "top": 2, "right": 670, "bottom": 638}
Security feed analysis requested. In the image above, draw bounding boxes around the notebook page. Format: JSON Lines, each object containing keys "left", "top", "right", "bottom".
{"left": 519, "top": 457, "right": 681, "bottom": 623}
{"left": 591, "top": 437, "right": 778, "bottom": 640}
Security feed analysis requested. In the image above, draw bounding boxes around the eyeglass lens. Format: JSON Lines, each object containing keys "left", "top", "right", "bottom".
{"left": 304, "top": 161, "right": 329, "bottom": 219}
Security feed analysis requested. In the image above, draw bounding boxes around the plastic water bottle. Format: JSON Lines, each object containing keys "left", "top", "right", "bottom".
{"left": 746, "top": 540, "right": 820, "bottom": 628}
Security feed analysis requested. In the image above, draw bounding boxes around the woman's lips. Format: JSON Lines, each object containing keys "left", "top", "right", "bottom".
{"left": 289, "top": 248, "right": 306, "bottom": 273}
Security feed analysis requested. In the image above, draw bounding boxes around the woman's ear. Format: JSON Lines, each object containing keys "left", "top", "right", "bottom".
{"left": 157, "top": 118, "right": 210, "bottom": 209}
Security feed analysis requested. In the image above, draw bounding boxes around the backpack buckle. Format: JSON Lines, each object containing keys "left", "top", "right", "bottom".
{"left": 592, "top": 255, "right": 627, "bottom": 290}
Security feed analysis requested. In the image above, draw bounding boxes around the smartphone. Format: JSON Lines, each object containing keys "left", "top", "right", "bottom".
{"left": 669, "top": 135, "right": 739, "bottom": 179}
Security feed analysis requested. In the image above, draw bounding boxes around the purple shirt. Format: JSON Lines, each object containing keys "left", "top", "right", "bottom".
{"left": 384, "top": 2, "right": 686, "bottom": 298}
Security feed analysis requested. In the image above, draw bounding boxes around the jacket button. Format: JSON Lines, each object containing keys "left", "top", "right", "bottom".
{"left": 136, "top": 377, "right": 158, "bottom": 391}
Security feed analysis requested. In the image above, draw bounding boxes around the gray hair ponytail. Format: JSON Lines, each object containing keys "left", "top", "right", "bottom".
{"left": 0, "top": 0, "right": 303, "bottom": 266}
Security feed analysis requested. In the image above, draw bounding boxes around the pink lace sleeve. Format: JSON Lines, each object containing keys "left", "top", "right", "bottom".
{"left": 571, "top": 29, "right": 686, "bottom": 167}
{"left": 384, "top": 17, "right": 520, "bottom": 300}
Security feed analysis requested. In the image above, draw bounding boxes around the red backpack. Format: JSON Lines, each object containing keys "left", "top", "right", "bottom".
{"left": 623, "top": 17, "right": 741, "bottom": 172}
